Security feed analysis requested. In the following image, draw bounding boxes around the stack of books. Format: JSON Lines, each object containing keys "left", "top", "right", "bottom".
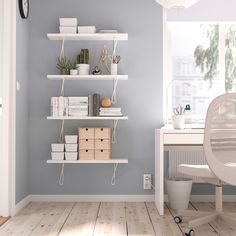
{"left": 68, "top": 97, "right": 88, "bottom": 117}
{"left": 99, "top": 107, "right": 123, "bottom": 117}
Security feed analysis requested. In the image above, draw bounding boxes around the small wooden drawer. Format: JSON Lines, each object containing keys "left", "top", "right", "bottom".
{"left": 95, "top": 149, "right": 111, "bottom": 160}
{"left": 79, "top": 149, "right": 94, "bottom": 160}
{"left": 79, "top": 128, "right": 95, "bottom": 139}
{"left": 95, "top": 139, "right": 111, "bottom": 150}
{"left": 95, "top": 128, "right": 111, "bottom": 139}
{"left": 79, "top": 139, "right": 94, "bottom": 150}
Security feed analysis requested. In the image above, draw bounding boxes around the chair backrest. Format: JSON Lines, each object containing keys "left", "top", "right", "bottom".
{"left": 204, "top": 93, "right": 236, "bottom": 186}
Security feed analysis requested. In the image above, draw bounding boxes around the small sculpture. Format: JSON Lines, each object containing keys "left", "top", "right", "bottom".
{"left": 92, "top": 66, "right": 102, "bottom": 75}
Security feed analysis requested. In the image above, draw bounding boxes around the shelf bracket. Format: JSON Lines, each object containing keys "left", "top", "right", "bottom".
{"left": 59, "top": 163, "right": 65, "bottom": 186}
{"left": 111, "top": 163, "right": 119, "bottom": 185}
{"left": 112, "top": 119, "right": 119, "bottom": 144}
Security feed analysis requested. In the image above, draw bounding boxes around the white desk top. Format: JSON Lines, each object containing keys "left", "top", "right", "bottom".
{"left": 158, "top": 125, "right": 204, "bottom": 134}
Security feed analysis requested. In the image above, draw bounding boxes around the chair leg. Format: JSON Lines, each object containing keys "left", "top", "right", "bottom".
{"left": 221, "top": 213, "right": 236, "bottom": 226}
{"left": 188, "top": 213, "right": 218, "bottom": 228}
{"left": 178, "top": 209, "right": 211, "bottom": 217}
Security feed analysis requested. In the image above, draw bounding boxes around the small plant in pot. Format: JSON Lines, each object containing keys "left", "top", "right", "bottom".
{"left": 76, "top": 49, "right": 90, "bottom": 75}
{"left": 56, "top": 56, "right": 73, "bottom": 75}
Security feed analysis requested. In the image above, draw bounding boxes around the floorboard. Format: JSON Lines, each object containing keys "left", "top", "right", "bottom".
{"left": 0, "top": 201, "right": 235, "bottom": 236}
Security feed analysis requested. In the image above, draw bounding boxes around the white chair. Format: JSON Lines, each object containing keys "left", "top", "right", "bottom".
{"left": 175, "top": 93, "right": 236, "bottom": 236}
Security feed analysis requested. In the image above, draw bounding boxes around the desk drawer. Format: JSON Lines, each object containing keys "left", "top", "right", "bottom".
{"left": 164, "top": 133, "right": 203, "bottom": 145}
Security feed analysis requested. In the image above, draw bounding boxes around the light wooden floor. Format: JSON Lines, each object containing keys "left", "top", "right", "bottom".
{"left": 0, "top": 202, "right": 235, "bottom": 235}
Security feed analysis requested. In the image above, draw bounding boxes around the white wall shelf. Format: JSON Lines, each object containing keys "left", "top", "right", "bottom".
{"left": 47, "top": 116, "right": 128, "bottom": 120}
{"left": 47, "top": 159, "right": 128, "bottom": 164}
{"left": 47, "top": 75, "right": 128, "bottom": 81}
{"left": 47, "top": 33, "right": 128, "bottom": 41}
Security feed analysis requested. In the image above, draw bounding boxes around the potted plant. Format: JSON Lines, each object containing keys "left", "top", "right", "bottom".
{"left": 56, "top": 56, "right": 73, "bottom": 75}
{"left": 76, "top": 49, "right": 90, "bottom": 75}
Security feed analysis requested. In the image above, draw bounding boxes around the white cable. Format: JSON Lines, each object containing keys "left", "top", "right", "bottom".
{"left": 111, "top": 77, "right": 119, "bottom": 104}
{"left": 60, "top": 78, "right": 65, "bottom": 96}
{"left": 111, "top": 163, "right": 118, "bottom": 185}
{"left": 58, "top": 120, "right": 65, "bottom": 143}
{"left": 112, "top": 120, "right": 118, "bottom": 144}
{"left": 60, "top": 39, "right": 65, "bottom": 59}
{"left": 59, "top": 163, "right": 65, "bottom": 186}
{"left": 112, "top": 40, "right": 118, "bottom": 57}
{"left": 151, "top": 183, "right": 155, "bottom": 190}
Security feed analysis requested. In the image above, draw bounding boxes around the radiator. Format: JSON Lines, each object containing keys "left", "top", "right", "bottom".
{"left": 168, "top": 150, "right": 207, "bottom": 182}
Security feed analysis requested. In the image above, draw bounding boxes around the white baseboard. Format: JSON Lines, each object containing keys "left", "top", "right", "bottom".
{"left": 12, "top": 195, "right": 31, "bottom": 216}
{"left": 29, "top": 194, "right": 155, "bottom": 202}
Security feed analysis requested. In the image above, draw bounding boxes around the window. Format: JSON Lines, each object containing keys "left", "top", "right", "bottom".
{"left": 165, "top": 22, "right": 236, "bottom": 123}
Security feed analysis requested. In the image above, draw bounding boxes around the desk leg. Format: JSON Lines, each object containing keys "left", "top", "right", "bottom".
{"left": 155, "top": 129, "right": 164, "bottom": 215}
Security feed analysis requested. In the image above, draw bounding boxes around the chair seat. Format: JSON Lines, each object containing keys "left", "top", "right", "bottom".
{"left": 178, "top": 164, "right": 216, "bottom": 178}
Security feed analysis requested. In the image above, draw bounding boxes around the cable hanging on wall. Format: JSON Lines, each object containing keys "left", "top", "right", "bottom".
{"left": 112, "top": 120, "right": 119, "bottom": 144}
{"left": 111, "top": 163, "right": 119, "bottom": 185}
{"left": 59, "top": 163, "right": 65, "bottom": 186}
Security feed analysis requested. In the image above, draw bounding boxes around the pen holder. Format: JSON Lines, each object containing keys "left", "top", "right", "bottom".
{"left": 110, "top": 63, "right": 118, "bottom": 75}
{"left": 172, "top": 115, "right": 185, "bottom": 129}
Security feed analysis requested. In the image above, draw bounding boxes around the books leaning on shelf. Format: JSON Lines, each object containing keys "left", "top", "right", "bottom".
{"left": 99, "top": 107, "right": 123, "bottom": 117}
{"left": 51, "top": 96, "right": 88, "bottom": 117}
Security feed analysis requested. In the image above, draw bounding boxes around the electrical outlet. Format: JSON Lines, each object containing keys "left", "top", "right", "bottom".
{"left": 143, "top": 174, "right": 152, "bottom": 190}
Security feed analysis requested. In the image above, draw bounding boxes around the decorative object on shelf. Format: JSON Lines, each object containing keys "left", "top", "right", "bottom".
{"left": 78, "top": 26, "right": 96, "bottom": 34}
{"left": 99, "top": 107, "right": 123, "bottom": 117}
{"left": 56, "top": 56, "right": 74, "bottom": 75}
{"left": 77, "top": 49, "right": 90, "bottom": 75}
{"left": 92, "top": 66, "right": 102, "bottom": 75}
{"left": 93, "top": 93, "right": 100, "bottom": 116}
{"left": 99, "top": 30, "right": 118, "bottom": 33}
{"left": 155, "top": 0, "right": 198, "bottom": 9}
{"left": 99, "top": 45, "right": 110, "bottom": 74}
{"left": 59, "top": 18, "right": 78, "bottom": 34}
{"left": 109, "top": 55, "right": 120, "bottom": 75}
{"left": 101, "top": 97, "right": 112, "bottom": 108}
{"left": 19, "top": 0, "right": 29, "bottom": 19}
{"left": 70, "top": 69, "right": 78, "bottom": 75}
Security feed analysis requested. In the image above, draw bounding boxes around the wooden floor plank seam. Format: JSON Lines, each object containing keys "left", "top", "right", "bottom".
{"left": 92, "top": 202, "right": 101, "bottom": 236}
{"left": 56, "top": 202, "right": 76, "bottom": 236}
{"left": 145, "top": 202, "right": 157, "bottom": 236}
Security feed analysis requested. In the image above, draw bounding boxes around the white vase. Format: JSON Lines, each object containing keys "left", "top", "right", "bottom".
{"left": 172, "top": 115, "right": 185, "bottom": 129}
{"left": 70, "top": 69, "right": 78, "bottom": 75}
{"left": 110, "top": 64, "right": 118, "bottom": 75}
{"left": 77, "top": 64, "right": 90, "bottom": 75}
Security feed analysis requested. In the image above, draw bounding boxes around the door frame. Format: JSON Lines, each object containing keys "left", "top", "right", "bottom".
{"left": 0, "top": 0, "right": 16, "bottom": 216}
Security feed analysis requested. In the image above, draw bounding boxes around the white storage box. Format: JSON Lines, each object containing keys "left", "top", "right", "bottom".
{"left": 78, "top": 26, "right": 96, "bottom": 34}
{"left": 51, "top": 152, "right": 64, "bottom": 160}
{"left": 51, "top": 143, "right": 64, "bottom": 152}
{"left": 59, "top": 18, "right": 78, "bottom": 26}
{"left": 65, "top": 135, "right": 78, "bottom": 144}
{"left": 65, "top": 152, "right": 78, "bottom": 161}
{"left": 59, "top": 26, "right": 77, "bottom": 34}
{"left": 65, "top": 144, "right": 78, "bottom": 152}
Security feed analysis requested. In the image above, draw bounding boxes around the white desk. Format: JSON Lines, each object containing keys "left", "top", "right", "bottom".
{"left": 155, "top": 126, "right": 204, "bottom": 215}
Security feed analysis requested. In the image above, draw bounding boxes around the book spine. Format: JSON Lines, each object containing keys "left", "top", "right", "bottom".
{"left": 88, "top": 95, "right": 93, "bottom": 116}
{"left": 93, "top": 94, "right": 100, "bottom": 116}
{"left": 58, "top": 96, "right": 64, "bottom": 117}
{"left": 51, "top": 97, "right": 58, "bottom": 117}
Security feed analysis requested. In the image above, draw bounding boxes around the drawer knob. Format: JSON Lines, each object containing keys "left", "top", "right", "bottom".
{"left": 101, "top": 139, "right": 103, "bottom": 142}
{"left": 101, "top": 150, "right": 103, "bottom": 152}
{"left": 86, "top": 128, "right": 88, "bottom": 131}
{"left": 86, "top": 139, "right": 88, "bottom": 141}
{"left": 86, "top": 150, "right": 88, "bottom": 152}
{"left": 101, "top": 128, "right": 103, "bottom": 131}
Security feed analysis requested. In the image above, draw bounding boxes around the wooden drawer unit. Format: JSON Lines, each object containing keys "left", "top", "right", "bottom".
{"left": 95, "top": 139, "right": 111, "bottom": 150}
{"left": 79, "top": 149, "right": 94, "bottom": 160}
{"left": 95, "top": 128, "right": 111, "bottom": 139}
{"left": 78, "top": 128, "right": 95, "bottom": 139}
{"left": 79, "top": 139, "right": 94, "bottom": 150}
{"left": 95, "top": 149, "right": 111, "bottom": 160}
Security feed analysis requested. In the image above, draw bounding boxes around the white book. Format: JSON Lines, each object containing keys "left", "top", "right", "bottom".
{"left": 58, "top": 96, "right": 65, "bottom": 117}
{"left": 51, "top": 97, "right": 58, "bottom": 117}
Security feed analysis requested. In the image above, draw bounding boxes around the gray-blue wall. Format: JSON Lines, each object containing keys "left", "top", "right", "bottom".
{"left": 27, "top": 0, "right": 163, "bottom": 196}
{"left": 16, "top": 3, "right": 30, "bottom": 203}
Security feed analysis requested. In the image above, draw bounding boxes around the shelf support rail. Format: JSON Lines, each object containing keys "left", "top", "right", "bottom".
{"left": 112, "top": 119, "right": 119, "bottom": 144}
{"left": 111, "top": 163, "right": 119, "bottom": 185}
{"left": 59, "top": 163, "right": 65, "bottom": 186}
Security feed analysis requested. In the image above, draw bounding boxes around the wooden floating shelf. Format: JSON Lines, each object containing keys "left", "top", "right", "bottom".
{"left": 47, "top": 116, "right": 128, "bottom": 120}
{"left": 47, "top": 75, "right": 128, "bottom": 81}
{"left": 47, "top": 159, "right": 128, "bottom": 164}
{"left": 47, "top": 33, "right": 128, "bottom": 41}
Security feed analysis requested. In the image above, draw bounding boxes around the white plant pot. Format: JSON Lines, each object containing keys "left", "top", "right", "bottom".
{"left": 77, "top": 64, "right": 90, "bottom": 75}
{"left": 51, "top": 143, "right": 64, "bottom": 152}
{"left": 165, "top": 178, "right": 192, "bottom": 210}
{"left": 70, "top": 69, "right": 78, "bottom": 75}
{"left": 110, "top": 63, "right": 118, "bottom": 75}
{"left": 172, "top": 115, "right": 185, "bottom": 129}
{"left": 65, "top": 135, "right": 78, "bottom": 144}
